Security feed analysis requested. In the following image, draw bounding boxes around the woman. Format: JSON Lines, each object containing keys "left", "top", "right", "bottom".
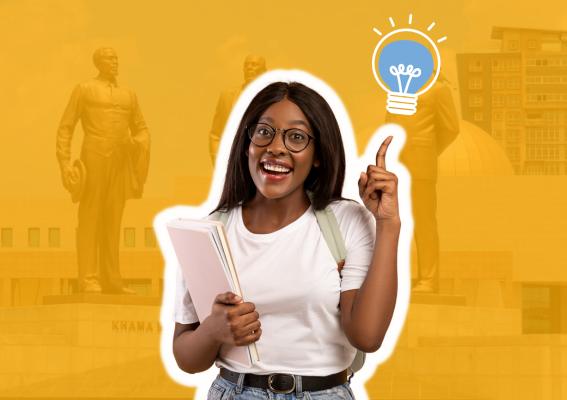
{"left": 173, "top": 82, "right": 400, "bottom": 399}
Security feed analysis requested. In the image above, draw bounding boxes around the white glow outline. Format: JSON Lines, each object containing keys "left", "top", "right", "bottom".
{"left": 154, "top": 69, "right": 413, "bottom": 400}
{"left": 371, "top": 27, "right": 441, "bottom": 96}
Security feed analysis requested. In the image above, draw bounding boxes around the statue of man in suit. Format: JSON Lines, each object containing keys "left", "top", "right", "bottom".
{"left": 209, "top": 54, "right": 267, "bottom": 164}
{"left": 56, "top": 47, "right": 150, "bottom": 294}
{"left": 386, "top": 79, "right": 459, "bottom": 293}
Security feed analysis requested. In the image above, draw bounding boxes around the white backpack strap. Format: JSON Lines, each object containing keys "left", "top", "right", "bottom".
{"left": 310, "top": 197, "right": 366, "bottom": 376}
{"left": 313, "top": 207, "right": 346, "bottom": 263}
{"left": 210, "top": 210, "right": 229, "bottom": 225}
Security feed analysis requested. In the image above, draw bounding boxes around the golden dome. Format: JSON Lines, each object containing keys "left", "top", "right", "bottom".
{"left": 438, "top": 120, "right": 514, "bottom": 176}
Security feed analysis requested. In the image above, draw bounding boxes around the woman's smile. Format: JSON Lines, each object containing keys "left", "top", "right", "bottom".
{"left": 259, "top": 157, "right": 294, "bottom": 181}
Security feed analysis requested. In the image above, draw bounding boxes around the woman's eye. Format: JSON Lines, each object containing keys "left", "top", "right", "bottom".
{"left": 289, "top": 132, "right": 306, "bottom": 142}
{"left": 257, "top": 128, "right": 271, "bottom": 136}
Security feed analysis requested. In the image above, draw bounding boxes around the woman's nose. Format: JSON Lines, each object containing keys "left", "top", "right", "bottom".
{"left": 267, "top": 131, "right": 287, "bottom": 154}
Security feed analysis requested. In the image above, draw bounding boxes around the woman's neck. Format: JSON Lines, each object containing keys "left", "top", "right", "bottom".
{"left": 242, "top": 189, "right": 311, "bottom": 234}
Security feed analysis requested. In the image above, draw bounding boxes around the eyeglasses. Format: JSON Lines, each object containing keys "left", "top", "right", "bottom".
{"left": 247, "top": 123, "right": 315, "bottom": 153}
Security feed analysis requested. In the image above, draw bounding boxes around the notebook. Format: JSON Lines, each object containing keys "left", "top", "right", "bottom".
{"left": 166, "top": 218, "right": 260, "bottom": 367}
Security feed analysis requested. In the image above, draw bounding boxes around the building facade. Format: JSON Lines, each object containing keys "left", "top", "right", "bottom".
{"left": 457, "top": 26, "right": 567, "bottom": 174}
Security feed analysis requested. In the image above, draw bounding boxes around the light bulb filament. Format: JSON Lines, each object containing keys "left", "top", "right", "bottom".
{"left": 388, "top": 64, "right": 422, "bottom": 93}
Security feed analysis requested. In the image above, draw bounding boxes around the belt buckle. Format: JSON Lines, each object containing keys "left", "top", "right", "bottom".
{"left": 268, "top": 373, "right": 296, "bottom": 394}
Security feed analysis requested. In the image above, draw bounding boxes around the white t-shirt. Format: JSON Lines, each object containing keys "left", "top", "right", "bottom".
{"left": 174, "top": 199, "right": 376, "bottom": 375}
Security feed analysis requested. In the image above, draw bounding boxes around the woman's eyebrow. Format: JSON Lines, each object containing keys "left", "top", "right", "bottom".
{"left": 288, "top": 119, "right": 310, "bottom": 129}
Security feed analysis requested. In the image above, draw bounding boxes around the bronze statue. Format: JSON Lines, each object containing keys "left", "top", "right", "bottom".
{"left": 56, "top": 47, "right": 150, "bottom": 294}
{"left": 386, "top": 80, "right": 459, "bottom": 293}
{"left": 209, "top": 55, "right": 267, "bottom": 164}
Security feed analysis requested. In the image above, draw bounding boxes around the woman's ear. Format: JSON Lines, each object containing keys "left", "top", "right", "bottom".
{"left": 313, "top": 158, "right": 320, "bottom": 167}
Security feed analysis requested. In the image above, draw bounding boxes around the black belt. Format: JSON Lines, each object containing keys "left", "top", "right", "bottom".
{"left": 220, "top": 367, "right": 348, "bottom": 394}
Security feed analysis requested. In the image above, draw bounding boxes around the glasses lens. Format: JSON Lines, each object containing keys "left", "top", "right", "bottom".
{"left": 249, "top": 124, "right": 274, "bottom": 146}
{"left": 285, "top": 129, "right": 309, "bottom": 152}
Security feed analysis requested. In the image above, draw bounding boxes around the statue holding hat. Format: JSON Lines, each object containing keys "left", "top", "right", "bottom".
{"left": 56, "top": 47, "right": 150, "bottom": 294}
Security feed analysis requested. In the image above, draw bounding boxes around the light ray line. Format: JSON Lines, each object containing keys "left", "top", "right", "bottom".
{"left": 373, "top": 27, "right": 383, "bottom": 36}
{"left": 437, "top": 36, "right": 447, "bottom": 43}
{"left": 408, "top": 13, "right": 413, "bottom": 24}
{"left": 389, "top": 17, "right": 395, "bottom": 27}
{"left": 427, "top": 22, "right": 436, "bottom": 31}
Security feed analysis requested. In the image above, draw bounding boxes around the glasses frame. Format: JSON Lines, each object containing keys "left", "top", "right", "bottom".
{"left": 247, "top": 122, "right": 316, "bottom": 153}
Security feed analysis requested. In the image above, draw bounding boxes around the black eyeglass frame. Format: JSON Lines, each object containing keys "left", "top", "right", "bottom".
{"left": 246, "top": 122, "right": 316, "bottom": 153}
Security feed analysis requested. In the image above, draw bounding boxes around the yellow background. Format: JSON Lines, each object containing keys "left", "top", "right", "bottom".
{"left": 1, "top": 0, "right": 566, "bottom": 399}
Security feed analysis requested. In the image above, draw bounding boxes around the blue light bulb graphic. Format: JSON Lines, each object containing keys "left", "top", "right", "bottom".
{"left": 372, "top": 28, "right": 441, "bottom": 115}
{"left": 379, "top": 40, "right": 433, "bottom": 94}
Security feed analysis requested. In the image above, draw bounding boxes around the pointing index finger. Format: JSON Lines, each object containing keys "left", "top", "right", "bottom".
{"left": 376, "top": 136, "right": 393, "bottom": 168}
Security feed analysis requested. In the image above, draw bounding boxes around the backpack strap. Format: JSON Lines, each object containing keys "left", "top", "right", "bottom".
{"left": 211, "top": 210, "right": 228, "bottom": 225}
{"left": 308, "top": 195, "right": 366, "bottom": 376}
{"left": 312, "top": 206, "right": 346, "bottom": 264}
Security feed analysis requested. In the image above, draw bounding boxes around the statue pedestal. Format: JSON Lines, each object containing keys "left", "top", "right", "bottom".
{"left": 0, "top": 299, "right": 165, "bottom": 394}
{"left": 43, "top": 294, "right": 161, "bottom": 306}
{"left": 410, "top": 292, "right": 467, "bottom": 306}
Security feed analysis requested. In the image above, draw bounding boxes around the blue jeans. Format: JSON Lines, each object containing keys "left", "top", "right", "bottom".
{"left": 207, "top": 374, "right": 356, "bottom": 400}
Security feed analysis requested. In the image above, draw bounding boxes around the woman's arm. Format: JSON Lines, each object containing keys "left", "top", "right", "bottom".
{"left": 340, "top": 135, "right": 401, "bottom": 352}
{"left": 340, "top": 219, "right": 400, "bottom": 352}
{"left": 173, "top": 320, "right": 222, "bottom": 373}
{"left": 172, "top": 292, "right": 262, "bottom": 373}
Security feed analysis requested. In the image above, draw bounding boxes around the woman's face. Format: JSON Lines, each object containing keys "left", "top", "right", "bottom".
{"left": 247, "top": 98, "right": 319, "bottom": 202}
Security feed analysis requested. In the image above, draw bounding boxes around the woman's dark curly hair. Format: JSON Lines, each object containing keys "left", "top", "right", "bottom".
{"left": 212, "top": 81, "right": 346, "bottom": 212}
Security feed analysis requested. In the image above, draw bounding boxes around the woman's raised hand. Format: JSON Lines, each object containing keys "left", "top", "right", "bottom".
{"left": 207, "top": 292, "right": 262, "bottom": 346}
{"left": 358, "top": 136, "right": 401, "bottom": 224}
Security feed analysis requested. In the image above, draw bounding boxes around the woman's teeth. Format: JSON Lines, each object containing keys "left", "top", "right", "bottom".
{"left": 263, "top": 163, "right": 291, "bottom": 173}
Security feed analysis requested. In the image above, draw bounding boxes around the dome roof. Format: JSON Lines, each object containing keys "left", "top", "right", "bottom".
{"left": 438, "top": 120, "right": 514, "bottom": 176}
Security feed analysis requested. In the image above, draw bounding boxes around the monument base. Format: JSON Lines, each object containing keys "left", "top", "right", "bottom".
{"left": 43, "top": 294, "right": 161, "bottom": 306}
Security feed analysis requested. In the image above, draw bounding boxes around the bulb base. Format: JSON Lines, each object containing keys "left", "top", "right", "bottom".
{"left": 386, "top": 92, "right": 418, "bottom": 115}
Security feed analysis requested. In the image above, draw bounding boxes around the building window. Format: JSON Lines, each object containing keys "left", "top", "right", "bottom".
{"left": 145, "top": 227, "right": 157, "bottom": 248}
{"left": 506, "top": 146, "right": 520, "bottom": 161}
{"left": 526, "top": 76, "right": 540, "bottom": 84}
{"left": 1, "top": 228, "right": 13, "bottom": 247}
{"left": 541, "top": 42, "right": 562, "bottom": 52}
{"left": 492, "top": 59, "right": 503, "bottom": 72}
{"left": 469, "top": 94, "right": 483, "bottom": 107}
{"left": 507, "top": 59, "right": 521, "bottom": 72}
{"left": 492, "top": 94, "right": 506, "bottom": 107}
{"left": 48, "top": 228, "right": 60, "bottom": 248}
{"left": 507, "top": 40, "right": 520, "bottom": 51}
{"left": 507, "top": 129, "right": 520, "bottom": 143}
{"left": 468, "top": 77, "right": 483, "bottom": 90}
{"left": 493, "top": 128, "right": 504, "bottom": 141}
{"left": 527, "top": 40, "right": 537, "bottom": 50}
{"left": 506, "top": 111, "right": 522, "bottom": 123}
{"left": 545, "top": 163, "right": 561, "bottom": 175}
{"left": 507, "top": 77, "right": 521, "bottom": 89}
{"left": 28, "top": 228, "right": 40, "bottom": 248}
{"left": 492, "top": 78, "right": 505, "bottom": 90}
{"left": 473, "top": 112, "right": 484, "bottom": 122}
{"left": 522, "top": 285, "right": 561, "bottom": 334}
{"left": 507, "top": 95, "right": 521, "bottom": 107}
{"left": 468, "top": 60, "right": 483, "bottom": 72}
{"left": 124, "top": 227, "right": 136, "bottom": 248}
{"left": 542, "top": 76, "right": 560, "bottom": 84}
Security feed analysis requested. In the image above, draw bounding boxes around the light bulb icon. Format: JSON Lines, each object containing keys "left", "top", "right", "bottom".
{"left": 372, "top": 15, "right": 446, "bottom": 115}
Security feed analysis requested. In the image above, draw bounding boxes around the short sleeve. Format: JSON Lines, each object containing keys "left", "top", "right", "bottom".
{"left": 173, "top": 266, "right": 200, "bottom": 324}
{"left": 330, "top": 200, "right": 376, "bottom": 292}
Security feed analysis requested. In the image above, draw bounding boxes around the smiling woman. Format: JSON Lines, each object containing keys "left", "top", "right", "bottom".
{"left": 214, "top": 82, "right": 346, "bottom": 213}
{"left": 172, "top": 82, "right": 401, "bottom": 400}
